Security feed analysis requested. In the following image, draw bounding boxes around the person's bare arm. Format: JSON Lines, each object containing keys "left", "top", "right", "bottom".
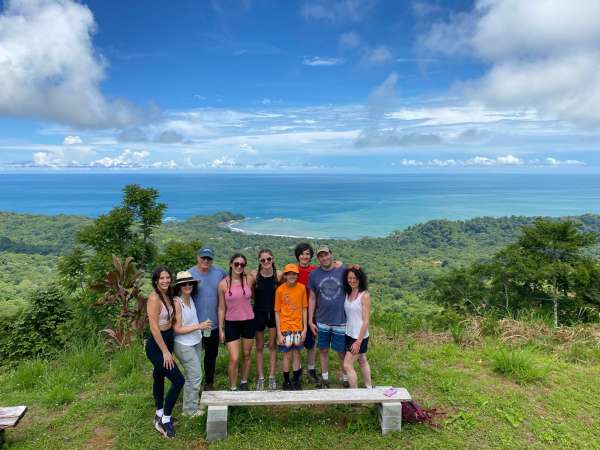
{"left": 147, "top": 293, "right": 174, "bottom": 369}
{"left": 308, "top": 289, "right": 318, "bottom": 335}
{"left": 350, "top": 292, "right": 371, "bottom": 354}
{"left": 218, "top": 280, "right": 227, "bottom": 343}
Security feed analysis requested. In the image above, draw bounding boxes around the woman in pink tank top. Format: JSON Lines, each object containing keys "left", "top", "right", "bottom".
{"left": 218, "top": 253, "right": 256, "bottom": 390}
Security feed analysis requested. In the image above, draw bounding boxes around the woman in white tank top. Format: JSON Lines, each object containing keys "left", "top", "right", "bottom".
{"left": 173, "top": 271, "right": 212, "bottom": 416}
{"left": 342, "top": 267, "right": 372, "bottom": 389}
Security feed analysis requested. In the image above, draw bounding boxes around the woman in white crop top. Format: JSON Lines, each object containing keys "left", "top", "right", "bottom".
{"left": 172, "top": 271, "right": 212, "bottom": 416}
{"left": 342, "top": 267, "right": 372, "bottom": 389}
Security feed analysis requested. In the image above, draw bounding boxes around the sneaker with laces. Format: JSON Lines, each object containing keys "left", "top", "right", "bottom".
{"left": 161, "top": 419, "right": 176, "bottom": 438}
{"left": 255, "top": 378, "right": 265, "bottom": 390}
{"left": 342, "top": 379, "right": 350, "bottom": 388}
{"left": 268, "top": 376, "right": 277, "bottom": 390}
{"left": 154, "top": 415, "right": 163, "bottom": 435}
{"left": 239, "top": 381, "right": 249, "bottom": 391}
{"left": 308, "top": 369, "right": 318, "bottom": 384}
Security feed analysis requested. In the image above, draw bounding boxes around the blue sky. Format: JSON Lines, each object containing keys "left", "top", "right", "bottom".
{"left": 1, "top": 0, "right": 599, "bottom": 171}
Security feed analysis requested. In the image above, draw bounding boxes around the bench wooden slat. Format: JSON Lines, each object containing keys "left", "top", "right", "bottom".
{"left": 0, "top": 406, "right": 27, "bottom": 430}
{"left": 200, "top": 388, "right": 411, "bottom": 407}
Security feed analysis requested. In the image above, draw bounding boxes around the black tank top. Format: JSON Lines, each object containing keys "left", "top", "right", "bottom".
{"left": 254, "top": 272, "right": 277, "bottom": 311}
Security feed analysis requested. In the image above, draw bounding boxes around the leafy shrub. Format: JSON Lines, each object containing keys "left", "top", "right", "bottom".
{"left": 491, "top": 347, "right": 548, "bottom": 384}
{"left": 1, "top": 283, "right": 71, "bottom": 362}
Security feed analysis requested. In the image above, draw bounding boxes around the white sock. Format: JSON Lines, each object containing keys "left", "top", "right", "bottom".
{"left": 342, "top": 374, "right": 349, "bottom": 381}
{"left": 308, "top": 364, "right": 315, "bottom": 370}
{"left": 321, "top": 372, "right": 329, "bottom": 380}
{"left": 366, "top": 385, "right": 373, "bottom": 389}
{"left": 155, "top": 409, "right": 163, "bottom": 417}
{"left": 241, "top": 379, "right": 247, "bottom": 383}
{"left": 161, "top": 415, "right": 171, "bottom": 424}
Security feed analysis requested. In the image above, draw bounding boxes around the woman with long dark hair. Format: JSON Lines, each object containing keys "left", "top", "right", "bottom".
{"left": 250, "top": 248, "right": 281, "bottom": 390}
{"left": 146, "top": 266, "right": 185, "bottom": 438}
{"left": 218, "top": 253, "right": 256, "bottom": 390}
{"left": 342, "top": 267, "right": 372, "bottom": 389}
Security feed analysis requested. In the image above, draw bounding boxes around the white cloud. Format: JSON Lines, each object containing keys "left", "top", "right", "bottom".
{"left": 422, "top": 0, "right": 600, "bottom": 124}
{"left": 90, "top": 149, "right": 149, "bottom": 168}
{"left": 302, "top": 56, "right": 345, "bottom": 66}
{"left": 546, "top": 157, "right": 586, "bottom": 166}
{"left": 239, "top": 143, "right": 257, "bottom": 154}
{"left": 33, "top": 150, "right": 64, "bottom": 167}
{"left": 394, "top": 155, "right": 582, "bottom": 168}
{"left": 0, "top": 0, "right": 141, "bottom": 128}
{"left": 151, "top": 160, "right": 177, "bottom": 169}
{"left": 496, "top": 154, "right": 523, "bottom": 165}
{"left": 361, "top": 45, "right": 393, "bottom": 66}
{"left": 398, "top": 159, "right": 423, "bottom": 166}
{"left": 63, "top": 135, "right": 83, "bottom": 145}
{"left": 339, "top": 32, "right": 392, "bottom": 67}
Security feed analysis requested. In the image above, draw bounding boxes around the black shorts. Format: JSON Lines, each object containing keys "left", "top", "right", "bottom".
{"left": 345, "top": 335, "right": 369, "bottom": 354}
{"left": 254, "top": 309, "right": 276, "bottom": 332}
{"left": 225, "top": 319, "right": 255, "bottom": 342}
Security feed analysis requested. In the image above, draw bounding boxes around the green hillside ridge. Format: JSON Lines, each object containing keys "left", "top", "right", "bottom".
{"left": 1, "top": 207, "right": 600, "bottom": 448}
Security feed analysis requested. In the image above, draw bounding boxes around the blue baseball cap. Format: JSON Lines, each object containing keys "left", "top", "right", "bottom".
{"left": 197, "top": 247, "right": 215, "bottom": 258}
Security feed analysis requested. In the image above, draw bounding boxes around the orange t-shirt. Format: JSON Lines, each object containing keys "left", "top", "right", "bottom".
{"left": 274, "top": 283, "right": 308, "bottom": 333}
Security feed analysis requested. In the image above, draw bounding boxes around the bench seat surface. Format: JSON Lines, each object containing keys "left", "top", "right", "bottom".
{"left": 200, "top": 388, "right": 410, "bottom": 406}
{"left": 0, "top": 406, "right": 27, "bottom": 429}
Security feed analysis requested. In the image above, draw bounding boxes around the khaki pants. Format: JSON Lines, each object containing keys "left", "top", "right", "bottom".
{"left": 174, "top": 341, "right": 203, "bottom": 415}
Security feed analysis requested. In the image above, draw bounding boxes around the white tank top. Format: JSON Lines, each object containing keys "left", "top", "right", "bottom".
{"left": 344, "top": 292, "right": 369, "bottom": 339}
{"left": 174, "top": 296, "right": 202, "bottom": 346}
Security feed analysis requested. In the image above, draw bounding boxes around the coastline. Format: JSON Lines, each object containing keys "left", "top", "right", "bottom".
{"left": 222, "top": 219, "right": 334, "bottom": 240}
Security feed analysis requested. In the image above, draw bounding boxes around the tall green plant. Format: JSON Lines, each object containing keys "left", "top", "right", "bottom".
{"left": 90, "top": 255, "right": 147, "bottom": 348}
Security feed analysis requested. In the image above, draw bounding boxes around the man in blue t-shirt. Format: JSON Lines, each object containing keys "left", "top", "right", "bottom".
{"left": 189, "top": 247, "right": 226, "bottom": 390}
{"left": 308, "top": 245, "right": 348, "bottom": 388}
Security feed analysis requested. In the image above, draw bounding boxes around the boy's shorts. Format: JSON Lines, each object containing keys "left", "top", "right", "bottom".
{"left": 278, "top": 331, "right": 303, "bottom": 353}
{"left": 316, "top": 323, "right": 346, "bottom": 353}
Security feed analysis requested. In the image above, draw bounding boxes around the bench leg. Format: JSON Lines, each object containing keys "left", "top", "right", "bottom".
{"left": 378, "top": 403, "right": 402, "bottom": 435}
{"left": 206, "top": 406, "right": 228, "bottom": 442}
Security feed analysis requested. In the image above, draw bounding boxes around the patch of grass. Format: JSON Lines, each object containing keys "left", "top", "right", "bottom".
{"left": 64, "top": 340, "right": 106, "bottom": 378}
{"left": 10, "top": 357, "right": 48, "bottom": 390}
{"left": 42, "top": 383, "right": 76, "bottom": 406}
{"left": 490, "top": 347, "right": 549, "bottom": 384}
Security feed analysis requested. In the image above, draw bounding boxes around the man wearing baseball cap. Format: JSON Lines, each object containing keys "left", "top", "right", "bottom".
{"left": 189, "top": 247, "right": 227, "bottom": 390}
{"left": 308, "top": 245, "right": 349, "bottom": 388}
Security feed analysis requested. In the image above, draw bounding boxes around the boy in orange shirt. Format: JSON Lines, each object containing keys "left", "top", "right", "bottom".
{"left": 275, "top": 264, "right": 308, "bottom": 390}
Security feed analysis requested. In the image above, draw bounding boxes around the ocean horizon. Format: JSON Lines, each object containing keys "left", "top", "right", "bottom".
{"left": 2, "top": 172, "right": 600, "bottom": 239}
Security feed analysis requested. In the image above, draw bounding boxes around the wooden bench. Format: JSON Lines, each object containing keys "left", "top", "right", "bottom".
{"left": 200, "top": 388, "right": 410, "bottom": 441}
{"left": 0, "top": 406, "right": 27, "bottom": 447}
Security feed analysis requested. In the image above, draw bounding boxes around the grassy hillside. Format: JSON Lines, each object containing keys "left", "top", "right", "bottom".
{"left": 1, "top": 317, "right": 599, "bottom": 449}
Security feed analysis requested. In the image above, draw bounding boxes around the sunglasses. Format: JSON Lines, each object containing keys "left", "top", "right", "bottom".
{"left": 200, "top": 256, "right": 213, "bottom": 261}
{"left": 233, "top": 261, "right": 246, "bottom": 268}
{"left": 259, "top": 256, "right": 273, "bottom": 263}
{"left": 180, "top": 282, "right": 195, "bottom": 287}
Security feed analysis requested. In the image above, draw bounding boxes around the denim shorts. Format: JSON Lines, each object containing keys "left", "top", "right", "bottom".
{"left": 316, "top": 323, "right": 346, "bottom": 353}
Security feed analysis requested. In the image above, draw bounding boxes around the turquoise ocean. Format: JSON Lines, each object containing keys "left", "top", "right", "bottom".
{"left": 1, "top": 172, "right": 600, "bottom": 239}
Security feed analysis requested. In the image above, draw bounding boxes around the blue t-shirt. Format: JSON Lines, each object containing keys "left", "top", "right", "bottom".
{"left": 308, "top": 266, "right": 346, "bottom": 326}
{"left": 189, "top": 265, "right": 227, "bottom": 330}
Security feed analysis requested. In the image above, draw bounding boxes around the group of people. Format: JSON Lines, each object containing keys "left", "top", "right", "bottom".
{"left": 145, "top": 243, "right": 372, "bottom": 438}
